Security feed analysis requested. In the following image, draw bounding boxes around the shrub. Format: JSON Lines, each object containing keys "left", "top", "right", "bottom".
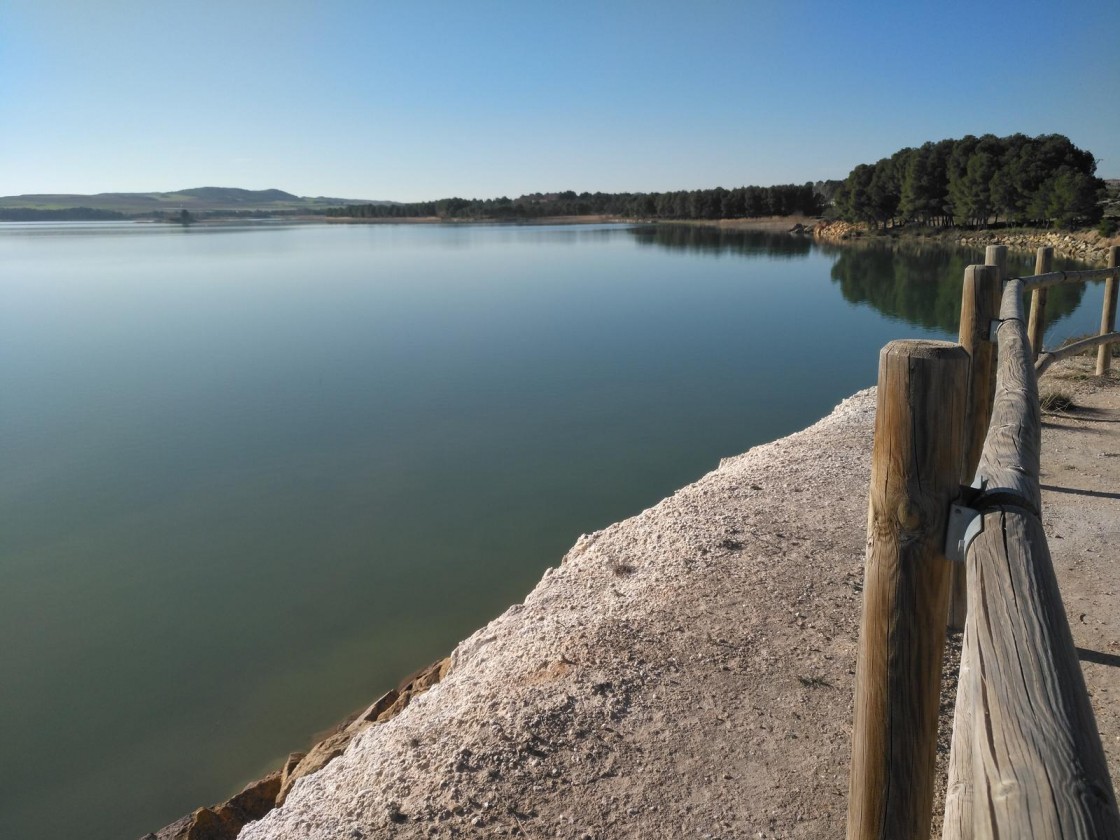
{"left": 1040, "top": 390, "right": 1075, "bottom": 412}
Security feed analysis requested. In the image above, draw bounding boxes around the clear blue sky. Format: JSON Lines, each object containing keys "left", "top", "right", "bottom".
{"left": 2, "top": 0, "right": 1117, "bottom": 201}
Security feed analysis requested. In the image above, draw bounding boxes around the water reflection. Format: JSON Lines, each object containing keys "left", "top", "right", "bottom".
{"left": 628, "top": 224, "right": 814, "bottom": 258}
{"left": 627, "top": 225, "right": 1090, "bottom": 335}
{"left": 0, "top": 220, "right": 1104, "bottom": 840}
{"left": 826, "top": 240, "right": 1087, "bottom": 333}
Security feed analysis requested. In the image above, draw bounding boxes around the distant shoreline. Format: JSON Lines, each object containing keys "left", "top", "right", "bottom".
{"left": 6, "top": 213, "right": 1114, "bottom": 265}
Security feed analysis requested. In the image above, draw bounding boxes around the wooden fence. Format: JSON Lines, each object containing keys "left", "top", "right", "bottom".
{"left": 847, "top": 245, "right": 1120, "bottom": 840}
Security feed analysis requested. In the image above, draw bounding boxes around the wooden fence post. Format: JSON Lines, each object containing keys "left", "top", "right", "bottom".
{"left": 942, "top": 622, "right": 976, "bottom": 840}
{"left": 960, "top": 278, "right": 1120, "bottom": 836}
{"left": 847, "top": 340, "right": 969, "bottom": 840}
{"left": 947, "top": 264, "right": 1001, "bottom": 631}
{"left": 984, "top": 244, "right": 1007, "bottom": 280}
{"left": 1097, "top": 245, "right": 1119, "bottom": 376}
{"left": 1027, "top": 247, "right": 1054, "bottom": 359}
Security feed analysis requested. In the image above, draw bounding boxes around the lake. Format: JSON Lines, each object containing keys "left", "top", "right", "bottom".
{"left": 0, "top": 221, "right": 1103, "bottom": 839}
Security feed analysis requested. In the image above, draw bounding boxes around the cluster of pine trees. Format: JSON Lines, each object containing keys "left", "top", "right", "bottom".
{"left": 328, "top": 183, "right": 824, "bottom": 221}
{"left": 833, "top": 134, "right": 1103, "bottom": 230}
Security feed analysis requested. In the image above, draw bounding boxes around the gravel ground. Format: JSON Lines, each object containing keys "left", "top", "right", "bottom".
{"left": 239, "top": 357, "right": 1118, "bottom": 840}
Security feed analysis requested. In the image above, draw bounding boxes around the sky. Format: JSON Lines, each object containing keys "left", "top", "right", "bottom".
{"left": 1, "top": 0, "right": 1118, "bottom": 202}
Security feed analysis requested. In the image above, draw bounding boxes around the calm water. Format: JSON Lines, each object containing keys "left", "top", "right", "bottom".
{"left": 0, "top": 222, "right": 1102, "bottom": 839}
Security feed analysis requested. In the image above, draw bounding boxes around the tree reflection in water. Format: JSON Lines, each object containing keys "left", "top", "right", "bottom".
{"left": 826, "top": 240, "right": 1087, "bottom": 334}
{"left": 629, "top": 225, "right": 1089, "bottom": 336}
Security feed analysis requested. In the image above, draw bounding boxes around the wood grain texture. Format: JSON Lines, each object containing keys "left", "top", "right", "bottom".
{"left": 964, "top": 508, "right": 1120, "bottom": 839}
{"left": 975, "top": 279, "right": 1041, "bottom": 512}
{"left": 1037, "top": 332, "right": 1120, "bottom": 376}
{"left": 1096, "top": 246, "right": 1119, "bottom": 376}
{"left": 942, "top": 622, "right": 975, "bottom": 840}
{"left": 847, "top": 340, "right": 969, "bottom": 840}
{"left": 1027, "top": 247, "right": 1054, "bottom": 359}
{"left": 949, "top": 264, "right": 1002, "bottom": 630}
{"left": 984, "top": 245, "right": 1007, "bottom": 279}
{"left": 1021, "top": 266, "right": 1117, "bottom": 291}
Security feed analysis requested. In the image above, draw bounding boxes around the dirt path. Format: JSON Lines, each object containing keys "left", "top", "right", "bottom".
{"left": 238, "top": 357, "right": 1118, "bottom": 840}
{"left": 1036, "top": 357, "right": 1120, "bottom": 782}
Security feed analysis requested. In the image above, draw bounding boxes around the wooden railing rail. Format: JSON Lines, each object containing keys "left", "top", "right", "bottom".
{"left": 847, "top": 244, "right": 1120, "bottom": 840}
{"left": 1025, "top": 245, "right": 1119, "bottom": 376}
{"left": 1021, "top": 265, "right": 1118, "bottom": 292}
{"left": 1036, "top": 332, "right": 1120, "bottom": 376}
{"left": 942, "top": 277, "right": 1120, "bottom": 839}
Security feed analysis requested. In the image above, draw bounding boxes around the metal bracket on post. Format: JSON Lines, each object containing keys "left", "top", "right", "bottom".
{"left": 988, "top": 318, "right": 1003, "bottom": 340}
{"left": 944, "top": 476, "right": 1042, "bottom": 563}
{"left": 945, "top": 486, "right": 981, "bottom": 566}
{"left": 945, "top": 501, "right": 984, "bottom": 564}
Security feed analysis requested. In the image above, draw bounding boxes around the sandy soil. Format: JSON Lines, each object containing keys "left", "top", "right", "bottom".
{"left": 1036, "top": 356, "right": 1120, "bottom": 782}
{"left": 238, "top": 356, "right": 1118, "bottom": 840}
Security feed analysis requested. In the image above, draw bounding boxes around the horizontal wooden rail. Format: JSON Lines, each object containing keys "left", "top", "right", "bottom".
{"left": 1036, "top": 332, "right": 1120, "bottom": 376}
{"left": 960, "top": 508, "right": 1120, "bottom": 839}
{"left": 974, "top": 277, "right": 1042, "bottom": 510}
{"left": 1020, "top": 266, "right": 1118, "bottom": 291}
{"left": 943, "top": 277, "right": 1120, "bottom": 839}
{"left": 853, "top": 252, "right": 1120, "bottom": 840}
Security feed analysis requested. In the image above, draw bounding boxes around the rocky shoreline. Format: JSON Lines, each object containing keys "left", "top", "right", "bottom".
{"left": 143, "top": 659, "right": 452, "bottom": 840}
{"left": 812, "top": 218, "right": 1119, "bottom": 265}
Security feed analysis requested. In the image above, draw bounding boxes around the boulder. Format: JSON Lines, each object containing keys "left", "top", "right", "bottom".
{"left": 139, "top": 773, "right": 281, "bottom": 840}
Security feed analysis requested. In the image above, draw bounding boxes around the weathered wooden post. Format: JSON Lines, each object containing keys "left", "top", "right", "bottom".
{"left": 1027, "top": 246, "right": 1054, "bottom": 359}
{"left": 1097, "top": 245, "right": 1119, "bottom": 375}
{"left": 947, "top": 264, "right": 1001, "bottom": 631}
{"left": 984, "top": 244, "right": 1007, "bottom": 280}
{"left": 942, "top": 623, "right": 975, "bottom": 840}
{"left": 847, "top": 340, "right": 969, "bottom": 840}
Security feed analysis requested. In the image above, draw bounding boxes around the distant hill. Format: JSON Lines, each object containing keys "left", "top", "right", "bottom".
{"left": 0, "top": 187, "right": 392, "bottom": 218}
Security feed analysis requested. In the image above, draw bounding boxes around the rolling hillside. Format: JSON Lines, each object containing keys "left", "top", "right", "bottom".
{"left": 0, "top": 187, "right": 390, "bottom": 217}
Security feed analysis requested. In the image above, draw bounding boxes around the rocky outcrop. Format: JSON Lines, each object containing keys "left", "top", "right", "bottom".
{"left": 140, "top": 658, "right": 451, "bottom": 840}
{"left": 274, "top": 657, "right": 452, "bottom": 806}
{"left": 812, "top": 219, "right": 863, "bottom": 241}
{"left": 813, "top": 218, "right": 1118, "bottom": 264}
{"left": 140, "top": 773, "right": 281, "bottom": 840}
{"left": 956, "top": 229, "right": 1117, "bottom": 264}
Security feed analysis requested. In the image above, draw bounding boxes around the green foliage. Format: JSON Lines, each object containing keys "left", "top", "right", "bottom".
{"left": 328, "top": 183, "right": 825, "bottom": 222}
{"left": 836, "top": 134, "right": 1104, "bottom": 230}
{"left": 629, "top": 225, "right": 813, "bottom": 258}
{"left": 1098, "top": 216, "right": 1118, "bottom": 237}
{"left": 0, "top": 207, "right": 126, "bottom": 221}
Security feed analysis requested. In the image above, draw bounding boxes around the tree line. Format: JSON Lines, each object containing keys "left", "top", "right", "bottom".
{"left": 0, "top": 207, "right": 125, "bottom": 221}
{"left": 327, "top": 183, "right": 827, "bottom": 221}
{"left": 833, "top": 134, "right": 1104, "bottom": 230}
